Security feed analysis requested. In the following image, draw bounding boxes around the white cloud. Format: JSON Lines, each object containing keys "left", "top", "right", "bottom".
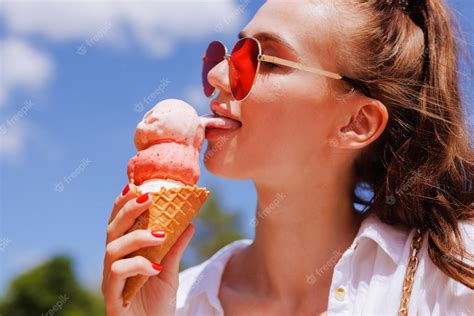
{"left": 0, "top": 122, "right": 29, "bottom": 163}
{"left": 2, "top": 1, "right": 120, "bottom": 42}
{"left": 0, "top": 38, "right": 54, "bottom": 107}
{"left": 1, "top": 0, "right": 246, "bottom": 58}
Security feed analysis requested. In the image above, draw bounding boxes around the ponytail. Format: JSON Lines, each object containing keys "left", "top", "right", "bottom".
{"left": 339, "top": 0, "right": 474, "bottom": 288}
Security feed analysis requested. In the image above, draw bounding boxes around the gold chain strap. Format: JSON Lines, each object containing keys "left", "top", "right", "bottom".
{"left": 398, "top": 228, "right": 424, "bottom": 315}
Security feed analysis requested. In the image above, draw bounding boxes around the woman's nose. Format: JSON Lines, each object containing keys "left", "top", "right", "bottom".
{"left": 207, "top": 59, "right": 231, "bottom": 96}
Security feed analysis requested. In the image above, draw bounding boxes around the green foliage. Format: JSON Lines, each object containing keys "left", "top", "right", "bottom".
{"left": 0, "top": 255, "right": 104, "bottom": 316}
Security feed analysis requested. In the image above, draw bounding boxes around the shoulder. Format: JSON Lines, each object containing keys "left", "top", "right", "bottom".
{"left": 176, "top": 239, "right": 253, "bottom": 311}
{"left": 418, "top": 220, "right": 474, "bottom": 314}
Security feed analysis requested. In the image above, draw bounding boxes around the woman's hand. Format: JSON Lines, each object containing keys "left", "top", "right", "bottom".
{"left": 102, "top": 183, "right": 195, "bottom": 316}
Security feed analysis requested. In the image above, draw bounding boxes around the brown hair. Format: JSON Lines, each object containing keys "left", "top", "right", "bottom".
{"left": 335, "top": 0, "right": 474, "bottom": 288}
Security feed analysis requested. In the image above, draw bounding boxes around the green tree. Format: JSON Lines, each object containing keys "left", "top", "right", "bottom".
{"left": 0, "top": 255, "right": 104, "bottom": 316}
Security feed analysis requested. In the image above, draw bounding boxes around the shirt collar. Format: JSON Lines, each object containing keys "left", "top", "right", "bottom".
{"left": 183, "top": 214, "right": 410, "bottom": 308}
{"left": 354, "top": 213, "right": 411, "bottom": 264}
{"left": 183, "top": 239, "right": 252, "bottom": 311}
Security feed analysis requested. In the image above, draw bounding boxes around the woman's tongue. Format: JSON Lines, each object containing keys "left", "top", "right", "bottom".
{"left": 200, "top": 114, "right": 242, "bottom": 130}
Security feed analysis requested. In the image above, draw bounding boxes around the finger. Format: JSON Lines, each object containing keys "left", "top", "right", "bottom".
{"left": 158, "top": 223, "right": 196, "bottom": 283}
{"left": 104, "top": 229, "right": 166, "bottom": 279}
{"left": 108, "top": 182, "right": 139, "bottom": 225}
{"left": 105, "top": 256, "right": 162, "bottom": 310}
{"left": 107, "top": 193, "right": 152, "bottom": 242}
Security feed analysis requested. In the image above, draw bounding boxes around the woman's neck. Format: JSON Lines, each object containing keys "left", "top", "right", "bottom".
{"left": 222, "top": 166, "right": 363, "bottom": 311}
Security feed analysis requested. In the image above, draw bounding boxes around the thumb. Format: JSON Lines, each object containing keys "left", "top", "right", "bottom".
{"left": 158, "top": 223, "right": 196, "bottom": 282}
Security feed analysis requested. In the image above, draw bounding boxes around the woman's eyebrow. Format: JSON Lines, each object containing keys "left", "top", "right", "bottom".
{"left": 238, "top": 31, "right": 298, "bottom": 55}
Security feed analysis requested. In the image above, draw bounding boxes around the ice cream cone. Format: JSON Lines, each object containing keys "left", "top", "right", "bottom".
{"left": 121, "top": 184, "right": 210, "bottom": 306}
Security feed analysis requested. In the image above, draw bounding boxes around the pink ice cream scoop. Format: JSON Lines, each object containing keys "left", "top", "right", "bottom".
{"left": 134, "top": 99, "right": 206, "bottom": 152}
{"left": 127, "top": 99, "right": 240, "bottom": 189}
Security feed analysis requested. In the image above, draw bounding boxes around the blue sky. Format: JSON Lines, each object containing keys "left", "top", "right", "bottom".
{"left": 0, "top": 0, "right": 473, "bottom": 294}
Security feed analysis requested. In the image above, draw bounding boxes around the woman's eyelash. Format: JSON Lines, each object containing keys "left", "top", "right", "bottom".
{"left": 262, "top": 61, "right": 277, "bottom": 69}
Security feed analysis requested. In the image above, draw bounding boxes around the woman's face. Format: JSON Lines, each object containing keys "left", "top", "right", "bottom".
{"left": 204, "top": 0, "right": 351, "bottom": 184}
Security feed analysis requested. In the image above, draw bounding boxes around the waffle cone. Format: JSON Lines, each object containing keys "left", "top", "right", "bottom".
{"left": 121, "top": 184, "right": 210, "bottom": 306}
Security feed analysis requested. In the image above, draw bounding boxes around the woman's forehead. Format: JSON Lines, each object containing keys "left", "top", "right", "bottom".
{"left": 244, "top": 0, "right": 336, "bottom": 60}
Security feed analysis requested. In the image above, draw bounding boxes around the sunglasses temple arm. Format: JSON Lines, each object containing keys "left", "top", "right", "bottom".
{"left": 259, "top": 54, "right": 371, "bottom": 97}
{"left": 258, "top": 54, "right": 343, "bottom": 80}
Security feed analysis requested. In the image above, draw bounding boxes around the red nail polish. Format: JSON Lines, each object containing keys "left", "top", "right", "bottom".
{"left": 136, "top": 193, "right": 149, "bottom": 204}
{"left": 122, "top": 183, "right": 130, "bottom": 196}
{"left": 152, "top": 262, "right": 163, "bottom": 272}
{"left": 151, "top": 230, "right": 166, "bottom": 238}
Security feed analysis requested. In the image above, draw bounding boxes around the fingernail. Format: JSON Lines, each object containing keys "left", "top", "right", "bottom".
{"left": 152, "top": 262, "right": 163, "bottom": 272}
{"left": 151, "top": 230, "right": 166, "bottom": 238}
{"left": 122, "top": 183, "right": 130, "bottom": 196}
{"left": 136, "top": 193, "right": 149, "bottom": 204}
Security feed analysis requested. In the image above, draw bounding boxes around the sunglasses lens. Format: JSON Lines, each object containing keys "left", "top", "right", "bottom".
{"left": 202, "top": 41, "right": 226, "bottom": 97}
{"left": 230, "top": 38, "right": 259, "bottom": 101}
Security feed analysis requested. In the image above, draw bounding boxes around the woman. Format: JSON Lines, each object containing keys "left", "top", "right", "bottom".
{"left": 102, "top": 0, "right": 474, "bottom": 315}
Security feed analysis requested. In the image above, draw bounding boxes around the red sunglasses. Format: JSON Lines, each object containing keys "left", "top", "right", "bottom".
{"left": 202, "top": 36, "right": 371, "bottom": 102}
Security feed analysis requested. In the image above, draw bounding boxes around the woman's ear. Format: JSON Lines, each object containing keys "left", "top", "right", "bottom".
{"left": 330, "top": 99, "right": 388, "bottom": 149}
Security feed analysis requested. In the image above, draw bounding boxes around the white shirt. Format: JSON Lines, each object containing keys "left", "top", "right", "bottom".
{"left": 177, "top": 213, "right": 474, "bottom": 315}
